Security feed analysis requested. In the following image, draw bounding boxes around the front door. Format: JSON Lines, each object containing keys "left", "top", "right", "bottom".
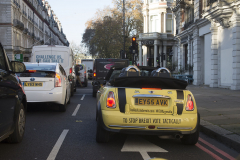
{"left": 0, "top": 46, "right": 15, "bottom": 136}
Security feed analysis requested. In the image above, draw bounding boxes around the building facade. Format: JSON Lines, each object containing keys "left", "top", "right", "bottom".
{"left": 139, "top": 0, "right": 240, "bottom": 90}
{"left": 0, "top": 0, "right": 69, "bottom": 62}
{"left": 172, "top": 0, "right": 240, "bottom": 90}
{"left": 137, "top": 0, "right": 176, "bottom": 68}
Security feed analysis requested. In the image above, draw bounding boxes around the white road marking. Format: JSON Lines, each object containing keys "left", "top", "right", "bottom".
{"left": 72, "top": 104, "right": 81, "bottom": 116}
{"left": 47, "top": 129, "right": 69, "bottom": 160}
{"left": 121, "top": 135, "right": 168, "bottom": 160}
{"left": 81, "top": 94, "right": 85, "bottom": 100}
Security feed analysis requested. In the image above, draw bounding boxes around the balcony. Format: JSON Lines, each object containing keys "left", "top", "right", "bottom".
{"left": 202, "top": 0, "right": 234, "bottom": 28}
{"left": 13, "top": 0, "right": 20, "bottom": 8}
{"left": 138, "top": 32, "right": 169, "bottom": 41}
{"left": 172, "top": 0, "right": 194, "bottom": 11}
{"left": 183, "top": 20, "right": 194, "bottom": 30}
{"left": 23, "top": 28, "right": 28, "bottom": 34}
{"left": 13, "top": 19, "right": 24, "bottom": 30}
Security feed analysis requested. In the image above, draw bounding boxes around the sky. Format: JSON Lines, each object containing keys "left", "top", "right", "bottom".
{"left": 48, "top": 0, "right": 114, "bottom": 45}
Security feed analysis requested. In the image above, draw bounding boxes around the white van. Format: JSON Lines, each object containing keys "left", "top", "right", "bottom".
{"left": 31, "top": 45, "right": 76, "bottom": 95}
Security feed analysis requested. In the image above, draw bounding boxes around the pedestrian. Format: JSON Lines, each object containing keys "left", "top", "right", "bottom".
{"left": 75, "top": 65, "right": 83, "bottom": 87}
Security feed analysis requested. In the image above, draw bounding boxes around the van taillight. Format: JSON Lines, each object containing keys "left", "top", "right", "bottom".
{"left": 70, "top": 68, "right": 72, "bottom": 74}
{"left": 106, "top": 91, "right": 116, "bottom": 108}
{"left": 94, "top": 73, "right": 96, "bottom": 77}
{"left": 55, "top": 73, "right": 61, "bottom": 87}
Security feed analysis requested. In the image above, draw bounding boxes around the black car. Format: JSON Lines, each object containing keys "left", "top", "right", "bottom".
{"left": 0, "top": 43, "right": 27, "bottom": 143}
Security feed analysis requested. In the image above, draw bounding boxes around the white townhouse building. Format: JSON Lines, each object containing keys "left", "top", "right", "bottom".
{"left": 0, "top": 0, "right": 69, "bottom": 62}
{"left": 137, "top": 0, "right": 176, "bottom": 68}
{"left": 138, "top": 0, "right": 240, "bottom": 90}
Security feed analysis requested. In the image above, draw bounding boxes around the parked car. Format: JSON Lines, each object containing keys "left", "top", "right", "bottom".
{"left": 31, "top": 45, "right": 76, "bottom": 96}
{"left": 0, "top": 43, "right": 27, "bottom": 143}
{"left": 75, "top": 64, "right": 88, "bottom": 87}
{"left": 16, "top": 62, "right": 71, "bottom": 112}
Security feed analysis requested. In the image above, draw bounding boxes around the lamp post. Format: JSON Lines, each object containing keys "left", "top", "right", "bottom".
{"left": 123, "top": 0, "right": 125, "bottom": 58}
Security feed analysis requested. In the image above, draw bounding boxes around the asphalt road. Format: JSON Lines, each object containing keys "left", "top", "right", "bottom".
{"left": 0, "top": 81, "right": 239, "bottom": 160}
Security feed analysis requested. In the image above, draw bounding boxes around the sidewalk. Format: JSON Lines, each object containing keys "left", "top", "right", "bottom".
{"left": 186, "top": 85, "right": 240, "bottom": 152}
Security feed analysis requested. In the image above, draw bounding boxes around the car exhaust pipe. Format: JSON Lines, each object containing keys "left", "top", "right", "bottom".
{"left": 175, "top": 134, "right": 181, "bottom": 139}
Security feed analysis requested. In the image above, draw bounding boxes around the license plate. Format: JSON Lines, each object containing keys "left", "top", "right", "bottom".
{"left": 24, "top": 82, "right": 43, "bottom": 87}
{"left": 135, "top": 98, "right": 168, "bottom": 106}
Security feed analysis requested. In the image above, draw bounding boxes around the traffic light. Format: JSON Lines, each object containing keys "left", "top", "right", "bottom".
{"left": 132, "top": 37, "right": 136, "bottom": 49}
{"left": 156, "top": 57, "right": 159, "bottom": 62}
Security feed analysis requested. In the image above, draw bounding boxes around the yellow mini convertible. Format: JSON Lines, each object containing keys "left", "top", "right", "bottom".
{"left": 95, "top": 65, "right": 199, "bottom": 145}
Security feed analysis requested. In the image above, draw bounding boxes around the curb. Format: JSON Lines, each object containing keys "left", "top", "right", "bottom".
{"left": 200, "top": 119, "right": 240, "bottom": 152}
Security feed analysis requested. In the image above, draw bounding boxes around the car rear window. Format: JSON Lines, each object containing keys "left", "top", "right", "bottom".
{"left": 16, "top": 64, "right": 56, "bottom": 78}
{"left": 16, "top": 72, "right": 55, "bottom": 78}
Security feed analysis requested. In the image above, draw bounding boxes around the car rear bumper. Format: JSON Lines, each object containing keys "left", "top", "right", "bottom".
{"left": 101, "top": 110, "right": 198, "bottom": 135}
{"left": 25, "top": 87, "right": 64, "bottom": 104}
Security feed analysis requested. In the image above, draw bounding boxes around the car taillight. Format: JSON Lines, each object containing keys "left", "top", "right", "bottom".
{"left": 55, "top": 73, "right": 61, "bottom": 87}
{"left": 94, "top": 73, "right": 96, "bottom": 77}
{"left": 106, "top": 91, "right": 116, "bottom": 108}
{"left": 27, "top": 70, "right": 36, "bottom": 73}
{"left": 186, "top": 94, "right": 194, "bottom": 111}
{"left": 70, "top": 68, "right": 72, "bottom": 74}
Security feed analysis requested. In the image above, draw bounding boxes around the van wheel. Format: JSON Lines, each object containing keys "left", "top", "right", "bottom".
{"left": 181, "top": 113, "right": 200, "bottom": 145}
{"left": 85, "top": 78, "right": 88, "bottom": 87}
{"left": 6, "top": 103, "right": 26, "bottom": 143}
{"left": 92, "top": 90, "right": 96, "bottom": 97}
{"left": 59, "top": 95, "right": 67, "bottom": 112}
{"left": 96, "top": 115, "right": 110, "bottom": 143}
{"left": 74, "top": 87, "right": 76, "bottom": 92}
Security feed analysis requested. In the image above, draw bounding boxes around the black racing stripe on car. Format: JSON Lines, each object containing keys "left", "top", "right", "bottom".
{"left": 177, "top": 103, "right": 183, "bottom": 115}
{"left": 177, "top": 90, "right": 184, "bottom": 99}
{"left": 118, "top": 88, "right": 126, "bottom": 113}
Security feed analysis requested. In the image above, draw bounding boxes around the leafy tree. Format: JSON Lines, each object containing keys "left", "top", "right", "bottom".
{"left": 82, "top": 0, "right": 143, "bottom": 59}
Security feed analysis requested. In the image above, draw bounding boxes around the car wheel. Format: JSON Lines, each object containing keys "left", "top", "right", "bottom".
{"left": 181, "top": 113, "right": 200, "bottom": 145}
{"left": 71, "top": 87, "right": 74, "bottom": 97}
{"left": 59, "top": 95, "right": 67, "bottom": 112}
{"left": 6, "top": 103, "right": 26, "bottom": 143}
{"left": 67, "top": 94, "right": 71, "bottom": 104}
{"left": 96, "top": 115, "right": 110, "bottom": 143}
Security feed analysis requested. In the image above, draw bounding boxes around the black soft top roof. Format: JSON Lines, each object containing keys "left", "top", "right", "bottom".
{"left": 112, "top": 76, "right": 187, "bottom": 89}
{"left": 105, "top": 66, "right": 188, "bottom": 89}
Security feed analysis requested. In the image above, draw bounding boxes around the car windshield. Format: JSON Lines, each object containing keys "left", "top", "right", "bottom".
{"left": 109, "top": 70, "right": 122, "bottom": 81}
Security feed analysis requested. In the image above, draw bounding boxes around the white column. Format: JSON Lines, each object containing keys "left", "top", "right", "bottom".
{"left": 163, "top": 12, "right": 166, "bottom": 33}
{"left": 158, "top": 13, "right": 162, "bottom": 33}
{"left": 147, "top": 13, "right": 149, "bottom": 33}
{"left": 154, "top": 40, "right": 158, "bottom": 67}
{"left": 143, "top": 46, "right": 147, "bottom": 66}
{"left": 139, "top": 41, "right": 142, "bottom": 66}
{"left": 163, "top": 44, "right": 167, "bottom": 67}
{"left": 192, "top": 27, "right": 203, "bottom": 85}
{"left": 144, "top": 16, "right": 146, "bottom": 33}
{"left": 210, "top": 21, "right": 218, "bottom": 88}
{"left": 231, "top": 12, "right": 240, "bottom": 90}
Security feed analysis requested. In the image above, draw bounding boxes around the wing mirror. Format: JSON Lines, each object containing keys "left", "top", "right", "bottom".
{"left": 11, "top": 61, "right": 26, "bottom": 73}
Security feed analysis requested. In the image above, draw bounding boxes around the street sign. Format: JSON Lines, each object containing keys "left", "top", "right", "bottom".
{"left": 15, "top": 54, "right": 23, "bottom": 62}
